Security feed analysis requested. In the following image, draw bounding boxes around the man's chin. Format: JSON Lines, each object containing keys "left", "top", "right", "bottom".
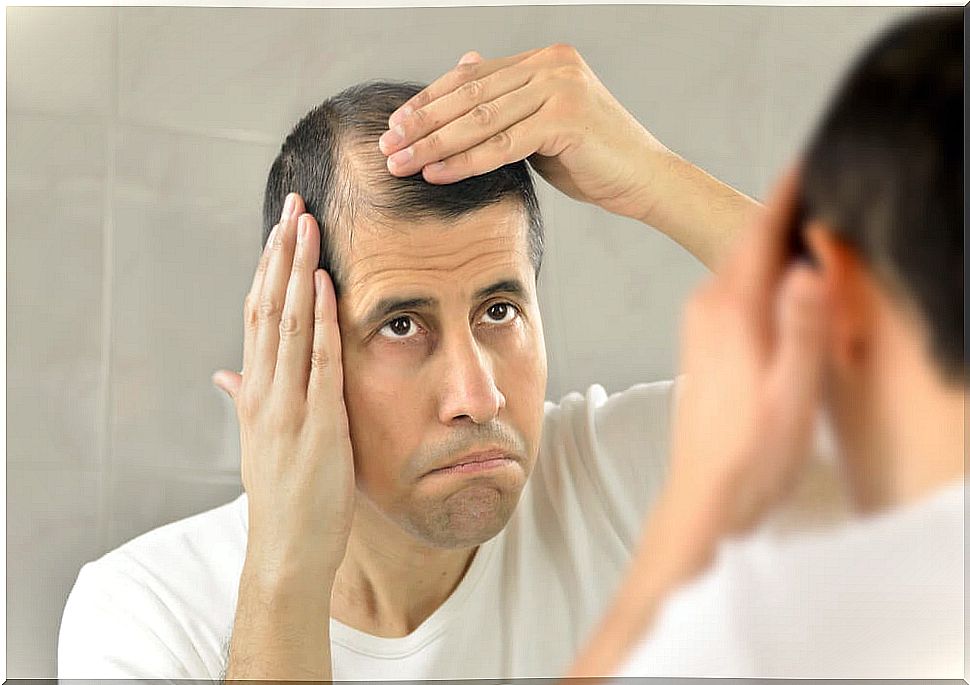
{"left": 404, "top": 481, "right": 524, "bottom": 549}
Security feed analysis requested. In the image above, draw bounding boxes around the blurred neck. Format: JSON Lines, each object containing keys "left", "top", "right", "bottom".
{"left": 837, "top": 311, "right": 965, "bottom": 512}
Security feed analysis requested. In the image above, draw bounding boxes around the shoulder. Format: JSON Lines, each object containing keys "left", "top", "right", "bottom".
{"left": 621, "top": 481, "right": 966, "bottom": 678}
{"left": 59, "top": 495, "right": 247, "bottom": 679}
{"left": 89, "top": 494, "right": 247, "bottom": 586}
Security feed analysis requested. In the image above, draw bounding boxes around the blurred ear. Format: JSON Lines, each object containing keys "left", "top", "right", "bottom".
{"left": 804, "top": 222, "right": 875, "bottom": 375}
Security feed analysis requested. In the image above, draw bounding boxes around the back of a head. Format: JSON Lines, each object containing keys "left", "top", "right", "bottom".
{"left": 263, "top": 81, "right": 544, "bottom": 295}
{"left": 801, "top": 8, "right": 963, "bottom": 383}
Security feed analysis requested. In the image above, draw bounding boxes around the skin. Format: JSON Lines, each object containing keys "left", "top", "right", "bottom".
{"left": 378, "top": 45, "right": 759, "bottom": 271}
{"left": 566, "top": 171, "right": 966, "bottom": 678}
{"left": 211, "top": 43, "right": 764, "bottom": 680}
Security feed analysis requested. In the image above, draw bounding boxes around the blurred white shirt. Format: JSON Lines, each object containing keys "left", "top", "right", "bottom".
{"left": 618, "top": 478, "right": 965, "bottom": 679}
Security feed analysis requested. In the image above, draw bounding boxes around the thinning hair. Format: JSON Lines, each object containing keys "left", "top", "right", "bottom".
{"left": 801, "top": 8, "right": 963, "bottom": 382}
{"left": 263, "top": 81, "right": 544, "bottom": 296}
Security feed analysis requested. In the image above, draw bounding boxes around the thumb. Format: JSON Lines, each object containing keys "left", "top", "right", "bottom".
{"left": 765, "top": 264, "right": 829, "bottom": 458}
{"left": 211, "top": 369, "right": 243, "bottom": 400}
{"left": 457, "top": 50, "right": 483, "bottom": 66}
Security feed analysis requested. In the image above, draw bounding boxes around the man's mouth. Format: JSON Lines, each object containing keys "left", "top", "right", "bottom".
{"left": 425, "top": 449, "right": 517, "bottom": 477}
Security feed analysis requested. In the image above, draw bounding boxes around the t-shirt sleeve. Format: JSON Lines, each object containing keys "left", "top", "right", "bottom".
{"left": 58, "top": 558, "right": 203, "bottom": 680}
{"left": 538, "top": 379, "right": 678, "bottom": 551}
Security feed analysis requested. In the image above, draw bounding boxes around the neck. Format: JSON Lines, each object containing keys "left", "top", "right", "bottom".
{"left": 330, "top": 496, "right": 477, "bottom": 637}
{"left": 839, "top": 338, "right": 965, "bottom": 512}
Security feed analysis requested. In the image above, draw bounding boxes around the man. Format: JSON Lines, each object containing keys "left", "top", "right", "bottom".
{"left": 58, "top": 48, "right": 766, "bottom": 680}
{"left": 563, "top": 8, "right": 963, "bottom": 678}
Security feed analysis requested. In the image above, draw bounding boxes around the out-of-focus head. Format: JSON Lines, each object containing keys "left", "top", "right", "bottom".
{"left": 262, "top": 82, "right": 548, "bottom": 549}
{"left": 801, "top": 8, "right": 962, "bottom": 384}
{"left": 799, "top": 8, "right": 962, "bottom": 488}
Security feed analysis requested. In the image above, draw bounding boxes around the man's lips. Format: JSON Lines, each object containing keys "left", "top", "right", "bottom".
{"left": 424, "top": 449, "right": 517, "bottom": 477}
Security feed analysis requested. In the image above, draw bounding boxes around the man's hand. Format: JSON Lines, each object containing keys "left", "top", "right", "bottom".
{"left": 378, "top": 45, "right": 669, "bottom": 223}
{"left": 567, "top": 169, "right": 830, "bottom": 678}
{"left": 212, "top": 192, "right": 354, "bottom": 681}
{"left": 664, "top": 168, "right": 828, "bottom": 539}
{"left": 379, "top": 45, "right": 757, "bottom": 270}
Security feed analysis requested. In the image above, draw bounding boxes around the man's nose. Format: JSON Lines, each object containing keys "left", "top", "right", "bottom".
{"left": 436, "top": 329, "right": 506, "bottom": 426}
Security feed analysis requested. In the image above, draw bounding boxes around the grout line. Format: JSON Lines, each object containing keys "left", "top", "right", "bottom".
{"left": 94, "top": 6, "right": 121, "bottom": 556}
{"left": 5, "top": 109, "right": 281, "bottom": 148}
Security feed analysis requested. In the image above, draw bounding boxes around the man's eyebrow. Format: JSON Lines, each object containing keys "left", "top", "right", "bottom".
{"left": 362, "top": 296, "right": 436, "bottom": 330}
{"left": 361, "top": 279, "right": 528, "bottom": 330}
{"left": 475, "top": 278, "right": 527, "bottom": 301}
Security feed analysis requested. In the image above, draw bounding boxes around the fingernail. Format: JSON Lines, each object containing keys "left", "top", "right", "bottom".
{"left": 427, "top": 161, "right": 447, "bottom": 173}
{"left": 388, "top": 147, "right": 413, "bottom": 170}
{"left": 389, "top": 106, "right": 413, "bottom": 127}
{"left": 281, "top": 193, "right": 295, "bottom": 221}
{"left": 379, "top": 125, "right": 405, "bottom": 153}
{"left": 297, "top": 215, "right": 307, "bottom": 243}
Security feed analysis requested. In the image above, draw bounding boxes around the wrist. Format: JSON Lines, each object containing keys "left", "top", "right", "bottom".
{"left": 241, "top": 546, "right": 340, "bottom": 605}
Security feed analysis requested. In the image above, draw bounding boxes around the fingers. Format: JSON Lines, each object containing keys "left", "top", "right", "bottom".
{"left": 251, "top": 200, "right": 301, "bottom": 392}
{"left": 419, "top": 105, "right": 544, "bottom": 184}
{"left": 381, "top": 61, "right": 540, "bottom": 177}
{"left": 275, "top": 213, "right": 322, "bottom": 399}
{"left": 243, "top": 193, "right": 307, "bottom": 378}
{"left": 388, "top": 47, "right": 543, "bottom": 128}
{"left": 764, "top": 264, "right": 829, "bottom": 469}
{"left": 308, "top": 269, "right": 343, "bottom": 406}
{"left": 212, "top": 369, "right": 243, "bottom": 400}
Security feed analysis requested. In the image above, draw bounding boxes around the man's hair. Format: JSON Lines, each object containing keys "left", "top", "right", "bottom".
{"left": 801, "top": 8, "right": 963, "bottom": 382}
{"left": 263, "top": 81, "right": 544, "bottom": 296}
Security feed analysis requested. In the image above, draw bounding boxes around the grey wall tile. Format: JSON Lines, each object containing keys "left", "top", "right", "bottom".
{"left": 7, "top": 115, "right": 105, "bottom": 468}
{"left": 109, "top": 126, "right": 274, "bottom": 474}
{"left": 117, "top": 7, "right": 318, "bottom": 140}
{"left": 103, "top": 466, "right": 243, "bottom": 553}
{"left": 6, "top": 7, "right": 116, "bottom": 117}
{"left": 758, "top": 6, "right": 911, "bottom": 196}
{"left": 7, "top": 466, "right": 102, "bottom": 678}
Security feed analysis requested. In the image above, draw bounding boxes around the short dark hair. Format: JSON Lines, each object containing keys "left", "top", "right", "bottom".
{"left": 801, "top": 8, "right": 963, "bottom": 382}
{"left": 263, "top": 81, "right": 544, "bottom": 296}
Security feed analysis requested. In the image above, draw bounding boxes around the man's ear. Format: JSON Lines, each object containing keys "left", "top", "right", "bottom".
{"left": 804, "top": 221, "right": 875, "bottom": 375}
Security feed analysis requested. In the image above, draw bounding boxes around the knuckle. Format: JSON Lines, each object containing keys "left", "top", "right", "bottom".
{"left": 555, "top": 63, "right": 590, "bottom": 90}
{"left": 411, "top": 106, "right": 431, "bottom": 128}
{"left": 423, "top": 131, "right": 442, "bottom": 154}
{"left": 458, "top": 78, "right": 486, "bottom": 103}
{"left": 471, "top": 102, "right": 498, "bottom": 127}
{"left": 279, "top": 312, "right": 301, "bottom": 337}
{"left": 488, "top": 130, "right": 514, "bottom": 154}
{"left": 244, "top": 295, "right": 259, "bottom": 330}
{"left": 411, "top": 91, "right": 431, "bottom": 110}
{"left": 257, "top": 296, "right": 282, "bottom": 322}
{"left": 310, "top": 348, "right": 332, "bottom": 372}
{"left": 454, "top": 62, "right": 478, "bottom": 79}
{"left": 548, "top": 42, "right": 580, "bottom": 62}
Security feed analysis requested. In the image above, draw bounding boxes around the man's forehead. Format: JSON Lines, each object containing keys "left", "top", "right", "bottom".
{"left": 340, "top": 202, "right": 533, "bottom": 293}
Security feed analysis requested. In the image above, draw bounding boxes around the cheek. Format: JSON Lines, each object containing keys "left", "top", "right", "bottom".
{"left": 495, "top": 321, "right": 548, "bottom": 447}
{"left": 341, "top": 349, "right": 424, "bottom": 493}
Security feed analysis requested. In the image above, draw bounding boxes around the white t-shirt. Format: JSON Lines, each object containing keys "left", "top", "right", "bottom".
{"left": 618, "top": 479, "right": 965, "bottom": 679}
{"left": 58, "top": 381, "right": 676, "bottom": 680}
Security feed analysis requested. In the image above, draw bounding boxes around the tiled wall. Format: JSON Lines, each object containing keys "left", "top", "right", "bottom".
{"left": 6, "top": 5, "right": 908, "bottom": 677}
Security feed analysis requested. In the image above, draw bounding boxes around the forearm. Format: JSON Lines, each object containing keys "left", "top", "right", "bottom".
{"left": 225, "top": 562, "right": 334, "bottom": 682}
{"left": 632, "top": 145, "right": 761, "bottom": 271}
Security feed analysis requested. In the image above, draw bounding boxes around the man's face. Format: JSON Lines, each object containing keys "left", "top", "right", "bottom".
{"left": 335, "top": 200, "right": 547, "bottom": 548}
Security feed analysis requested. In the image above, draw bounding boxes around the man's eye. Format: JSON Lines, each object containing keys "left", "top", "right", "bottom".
{"left": 481, "top": 302, "right": 519, "bottom": 325}
{"left": 379, "top": 316, "right": 419, "bottom": 339}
